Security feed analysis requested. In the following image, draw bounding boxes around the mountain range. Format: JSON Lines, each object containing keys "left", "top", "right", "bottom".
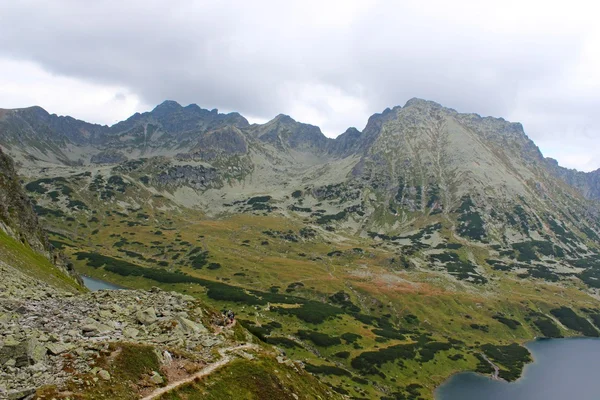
{"left": 2, "top": 98, "right": 599, "bottom": 199}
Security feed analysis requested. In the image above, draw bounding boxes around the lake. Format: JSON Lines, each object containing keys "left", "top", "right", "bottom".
{"left": 81, "top": 275, "right": 124, "bottom": 291}
{"left": 435, "top": 337, "right": 600, "bottom": 400}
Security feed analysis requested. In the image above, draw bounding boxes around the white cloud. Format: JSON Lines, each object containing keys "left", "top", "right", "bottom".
{"left": 0, "top": 58, "right": 147, "bottom": 125}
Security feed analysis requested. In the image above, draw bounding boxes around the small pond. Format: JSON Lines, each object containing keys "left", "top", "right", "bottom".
{"left": 81, "top": 275, "right": 124, "bottom": 291}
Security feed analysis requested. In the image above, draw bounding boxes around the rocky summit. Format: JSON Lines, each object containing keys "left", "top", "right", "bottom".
{"left": 1, "top": 99, "right": 600, "bottom": 399}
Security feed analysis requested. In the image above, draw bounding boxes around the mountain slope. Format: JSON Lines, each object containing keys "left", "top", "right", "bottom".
{"left": 0, "top": 148, "right": 341, "bottom": 400}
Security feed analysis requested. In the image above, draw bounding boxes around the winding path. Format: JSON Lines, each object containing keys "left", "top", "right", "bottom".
{"left": 480, "top": 352, "right": 500, "bottom": 380}
{"left": 140, "top": 343, "right": 259, "bottom": 400}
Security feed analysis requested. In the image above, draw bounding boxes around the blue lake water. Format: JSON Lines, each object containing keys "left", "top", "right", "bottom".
{"left": 81, "top": 275, "right": 124, "bottom": 291}
{"left": 435, "top": 337, "right": 600, "bottom": 400}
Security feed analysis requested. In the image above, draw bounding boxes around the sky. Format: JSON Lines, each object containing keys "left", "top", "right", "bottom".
{"left": 0, "top": 0, "right": 598, "bottom": 171}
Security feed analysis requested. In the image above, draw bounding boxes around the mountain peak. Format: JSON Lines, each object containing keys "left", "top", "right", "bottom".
{"left": 403, "top": 97, "right": 444, "bottom": 109}
{"left": 152, "top": 100, "right": 183, "bottom": 114}
{"left": 273, "top": 114, "right": 295, "bottom": 124}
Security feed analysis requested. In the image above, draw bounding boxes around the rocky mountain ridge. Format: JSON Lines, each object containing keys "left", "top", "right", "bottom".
{"left": 2, "top": 98, "right": 598, "bottom": 200}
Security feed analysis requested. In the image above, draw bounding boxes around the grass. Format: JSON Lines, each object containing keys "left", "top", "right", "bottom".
{"left": 36, "top": 343, "right": 165, "bottom": 400}
{"left": 0, "top": 230, "right": 82, "bottom": 292}
{"left": 158, "top": 357, "right": 343, "bottom": 400}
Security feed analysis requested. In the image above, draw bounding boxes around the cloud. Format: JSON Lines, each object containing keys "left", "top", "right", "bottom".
{"left": 0, "top": 0, "right": 598, "bottom": 170}
{"left": 0, "top": 59, "right": 147, "bottom": 125}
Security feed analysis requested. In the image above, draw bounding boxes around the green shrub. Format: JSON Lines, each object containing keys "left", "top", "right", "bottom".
{"left": 481, "top": 343, "right": 531, "bottom": 381}
{"left": 266, "top": 337, "right": 302, "bottom": 349}
{"left": 297, "top": 330, "right": 341, "bottom": 347}
{"left": 550, "top": 307, "right": 598, "bottom": 337}
{"left": 341, "top": 332, "right": 362, "bottom": 343}
{"left": 351, "top": 344, "right": 417, "bottom": 374}
{"left": 304, "top": 363, "right": 351, "bottom": 377}
{"left": 493, "top": 315, "right": 522, "bottom": 330}
{"left": 533, "top": 318, "right": 562, "bottom": 338}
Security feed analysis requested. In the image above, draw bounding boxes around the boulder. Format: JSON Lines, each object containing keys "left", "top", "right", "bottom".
{"left": 46, "top": 342, "right": 73, "bottom": 356}
{"left": 98, "top": 369, "right": 111, "bottom": 381}
{"left": 136, "top": 307, "right": 157, "bottom": 325}
{"left": 123, "top": 327, "right": 139, "bottom": 338}
{"left": 177, "top": 317, "right": 207, "bottom": 334}
{"left": 150, "top": 371, "right": 164, "bottom": 385}
{"left": 27, "top": 338, "right": 47, "bottom": 365}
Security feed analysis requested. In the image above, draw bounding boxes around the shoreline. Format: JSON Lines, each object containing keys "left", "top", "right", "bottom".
{"left": 433, "top": 336, "right": 600, "bottom": 399}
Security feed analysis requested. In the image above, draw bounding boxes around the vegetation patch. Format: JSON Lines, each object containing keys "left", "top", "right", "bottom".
{"left": 493, "top": 315, "right": 521, "bottom": 330}
{"left": 304, "top": 363, "right": 351, "bottom": 377}
{"left": 266, "top": 337, "right": 303, "bottom": 349}
{"left": 481, "top": 343, "right": 531, "bottom": 381}
{"left": 456, "top": 196, "right": 486, "bottom": 241}
{"left": 550, "top": 307, "right": 598, "bottom": 337}
{"left": 372, "top": 329, "right": 406, "bottom": 341}
{"left": 351, "top": 343, "right": 417, "bottom": 374}
{"left": 297, "top": 330, "right": 342, "bottom": 347}
{"left": 533, "top": 318, "right": 562, "bottom": 338}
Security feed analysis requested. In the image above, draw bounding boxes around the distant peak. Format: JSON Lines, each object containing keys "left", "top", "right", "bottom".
{"left": 152, "top": 100, "right": 182, "bottom": 112}
{"left": 403, "top": 98, "right": 443, "bottom": 108}
{"left": 342, "top": 127, "right": 361, "bottom": 136}
{"left": 273, "top": 114, "right": 295, "bottom": 123}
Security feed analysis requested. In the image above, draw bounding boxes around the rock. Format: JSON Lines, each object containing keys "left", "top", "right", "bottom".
{"left": 7, "top": 387, "right": 35, "bottom": 400}
{"left": 97, "top": 369, "right": 111, "bottom": 381}
{"left": 177, "top": 317, "right": 207, "bottom": 334}
{"left": 27, "top": 338, "right": 46, "bottom": 364}
{"left": 0, "top": 337, "right": 25, "bottom": 366}
{"left": 123, "top": 327, "right": 139, "bottom": 338}
{"left": 46, "top": 342, "right": 72, "bottom": 355}
{"left": 239, "top": 351, "right": 255, "bottom": 360}
{"left": 81, "top": 321, "right": 112, "bottom": 336}
{"left": 150, "top": 371, "right": 164, "bottom": 384}
{"left": 162, "top": 350, "right": 173, "bottom": 365}
{"left": 136, "top": 307, "right": 157, "bottom": 325}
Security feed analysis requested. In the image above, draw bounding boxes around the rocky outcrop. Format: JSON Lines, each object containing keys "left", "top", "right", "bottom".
{"left": 155, "top": 164, "right": 221, "bottom": 191}
{"left": 250, "top": 114, "right": 332, "bottom": 153}
{"left": 546, "top": 158, "right": 600, "bottom": 201}
{"left": 0, "top": 146, "right": 49, "bottom": 251}
{"left": 177, "top": 126, "right": 249, "bottom": 162}
{"left": 90, "top": 149, "right": 128, "bottom": 164}
{"left": 0, "top": 260, "right": 219, "bottom": 397}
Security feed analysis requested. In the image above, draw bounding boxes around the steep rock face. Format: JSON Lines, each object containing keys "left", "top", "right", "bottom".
{"left": 327, "top": 127, "right": 362, "bottom": 156}
{"left": 90, "top": 149, "right": 128, "bottom": 164}
{"left": 155, "top": 164, "right": 221, "bottom": 190}
{"left": 546, "top": 158, "right": 600, "bottom": 201}
{"left": 250, "top": 114, "right": 332, "bottom": 153}
{"left": 0, "top": 146, "right": 48, "bottom": 250}
{"left": 181, "top": 126, "right": 249, "bottom": 160}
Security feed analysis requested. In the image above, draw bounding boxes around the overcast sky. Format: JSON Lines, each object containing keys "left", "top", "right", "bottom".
{"left": 0, "top": 0, "right": 598, "bottom": 171}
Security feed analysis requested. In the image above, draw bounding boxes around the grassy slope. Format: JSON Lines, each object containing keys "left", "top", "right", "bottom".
{"left": 0, "top": 229, "right": 82, "bottom": 292}
{"left": 159, "top": 357, "right": 340, "bottom": 400}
